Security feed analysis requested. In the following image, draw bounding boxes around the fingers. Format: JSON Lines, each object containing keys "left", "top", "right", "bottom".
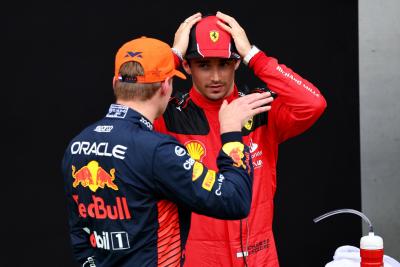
{"left": 218, "top": 92, "right": 273, "bottom": 133}
{"left": 220, "top": 99, "right": 228, "bottom": 110}
{"left": 180, "top": 12, "right": 202, "bottom": 27}
{"left": 215, "top": 11, "right": 251, "bottom": 57}
{"left": 173, "top": 12, "right": 202, "bottom": 56}
{"left": 185, "top": 12, "right": 202, "bottom": 22}
{"left": 247, "top": 93, "right": 274, "bottom": 109}
{"left": 231, "top": 92, "right": 273, "bottom": 115}
{"left": 248, "top": 104, "right": 271, "bottom": 117}
{"left": 216, "top": 20, "right": 232, "bottom": 34}
{"left": 216, "top": 11, "right": 238, "bottom": 28}
{"left": 238, "top": 92, "right": 272, "bottom": 105}
{"left": 215, "top": 11, "right": 236, "bottom": 35}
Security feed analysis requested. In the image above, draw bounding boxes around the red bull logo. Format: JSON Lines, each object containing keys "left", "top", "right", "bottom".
{"left": 244, "top": 152, "right": 251, "bottom": 174}
{"left": 72, "top": 161, "right": 118, "bottom": 192}
{"left": 222, "top": 142, "right": 246, "bottom": 169}
{"left": 73, "top": 195, "right": 131, "bottom": 220}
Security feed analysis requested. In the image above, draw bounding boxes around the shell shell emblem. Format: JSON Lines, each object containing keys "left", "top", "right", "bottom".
{"left": 192, "top": 161, "right": 204, "bottom": 181}
{"left": 185, "top": 140, "right": 206, "bottom": 161}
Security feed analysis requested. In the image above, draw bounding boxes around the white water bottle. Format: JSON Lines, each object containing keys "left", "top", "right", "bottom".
{"left": 314, "top": 209, "right": 385, "bottom": 267}
{"left": 360, "top": 231, "right": 384, "bottom": 267}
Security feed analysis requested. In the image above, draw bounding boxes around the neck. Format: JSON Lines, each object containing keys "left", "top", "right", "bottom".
{"left": 116, "top": 99, "right": 159, "bottom": 123}
{"left": 190, "top": 84, "right": 238, "bottom": 110}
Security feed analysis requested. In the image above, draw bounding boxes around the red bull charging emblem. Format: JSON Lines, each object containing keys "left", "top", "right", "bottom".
{"left": 72, "top": 161, "right": 118, "bottom": 192}
{"left": 222, "top": 142, "right": 246, "bottom": 169}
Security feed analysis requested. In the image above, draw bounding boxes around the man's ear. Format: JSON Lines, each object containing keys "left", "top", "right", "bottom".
{"left": 112, "top": 76, "right": 117, "bottom": 89}
{"left": 161, "top": 77, "right": 172, "bottom": 95}
{"left": 234, "top": 60, "right": 241, "bottom": 70}
{"left": 182, "top": 59, "right": 192, "bottom": 75}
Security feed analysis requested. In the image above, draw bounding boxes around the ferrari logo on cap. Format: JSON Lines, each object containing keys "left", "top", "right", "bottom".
{"left": 209, "top": 31, "right": 219, "bottom": 42}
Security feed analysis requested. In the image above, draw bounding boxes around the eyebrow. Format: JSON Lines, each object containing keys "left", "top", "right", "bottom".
{"left": 193, "top": 59, "right": 233, "bottom": 64}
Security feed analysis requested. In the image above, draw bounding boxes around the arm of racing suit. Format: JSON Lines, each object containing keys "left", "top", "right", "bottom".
{"left": 61, "top": 157, "right": 95, "bottom": 265}
{"left": 153, "top": 132, "right": 253, "bottom": 220}
{"left": 249, "top": 51, "right": 327, "bottom": 143}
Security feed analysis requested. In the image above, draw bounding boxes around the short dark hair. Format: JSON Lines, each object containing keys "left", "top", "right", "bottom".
{"left": 114, "top": 62, "right": 161, "bottom": 101}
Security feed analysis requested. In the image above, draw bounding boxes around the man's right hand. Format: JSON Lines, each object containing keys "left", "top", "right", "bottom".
{"left": 173, "top": 12, "right": 202, "bottom": 58}
{"left": 216, "top": 11, "right": 252, "bottom": 59}
{"left": 219, "top": 92, "right": 274, "bottom": 134}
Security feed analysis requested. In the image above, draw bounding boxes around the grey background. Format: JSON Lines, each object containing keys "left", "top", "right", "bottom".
{"left": 359, "top": 0, "right": 400, "bottom": 258}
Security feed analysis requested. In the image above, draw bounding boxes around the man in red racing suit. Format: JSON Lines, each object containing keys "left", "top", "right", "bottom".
{"left": 154, "top": 12, "right": 327, "bottom": 266}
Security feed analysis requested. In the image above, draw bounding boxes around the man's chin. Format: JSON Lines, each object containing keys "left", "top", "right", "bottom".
{"left": 205, "top": 89, "right": 231, "bottom": 100}
{"left": 205, "top": 93, "right": 226, "bottom": 101}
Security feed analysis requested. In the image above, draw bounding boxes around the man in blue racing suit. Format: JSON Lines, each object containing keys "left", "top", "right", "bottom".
{"left": 61, "top": 36, "right": 273, "bottom": 267}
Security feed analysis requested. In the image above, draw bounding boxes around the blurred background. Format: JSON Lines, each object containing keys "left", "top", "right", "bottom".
{"left": 4, "top": 0, "right": 399, "bottom": 266}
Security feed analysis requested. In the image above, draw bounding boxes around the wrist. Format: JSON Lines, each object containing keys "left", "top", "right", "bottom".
{"left": 220, "top": 122, "right": 242, "bottom": 134}
{"left": 220, "top": 132, "right": 243, "bottom": 144}
{"left": 243, "top": 45, "right": 260, "bottom": 66}
{"left": 171, "top": 47, "right": 183, "bottom": 62}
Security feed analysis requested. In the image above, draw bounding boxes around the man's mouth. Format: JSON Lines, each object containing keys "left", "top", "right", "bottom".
{"left": 207, "top": 84, "right": 224, "bottom": 90}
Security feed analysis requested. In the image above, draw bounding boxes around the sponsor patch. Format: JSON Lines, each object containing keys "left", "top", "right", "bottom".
{"left": 185, "top": 140, "right": 206, "bottom": 162}
{"left": 94, "top": 125, "right": 113, "bottom": 133}
{"left": 175, "top": 146, "right": 186, "bottom": 157}
{"left": 215, "top": 174, "right": 225, "bottom": 196}
{"left": 192, "top": 162, "right": 204, "bottom": 181}
{"left": 202, "top": 170, "right": 216, "bottom": 191}
{"left": 140, "top": 117, "right": 153, "bottom": 130}
{"left": 244, "top": 117, "right": 253, "bottom": 130}
{"left": 72, "top": 161, "right": 118, "bottom": 192}
{"left": 236, "top": 239, "right": 270, "bottom": 258}
{"left": 106, "top": 104, "right": 128, "bottom": 118}
{"left": 70, "top": 141, "right": 127, "bottom": 160}
{"left": 210, "top": 30, "right": 219, "bottom": 42}
{"left": 91, "top": 230, "right": 130, "bottom": 251}
{"left": 222, "top": 142, "right": 246, "bottom": 169}
{"left": 248, "top": 138, "right": 258, "bottom": 153}
{"left": 183, "top": 157, "right": 195, "bottom": 170}
{"left": 73, "top": 195, "right": 131, "bottom": 220}
{"left": 83, "top": 256, "right": 96, "bottom": 267}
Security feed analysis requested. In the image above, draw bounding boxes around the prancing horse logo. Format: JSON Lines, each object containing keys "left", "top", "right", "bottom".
{"left": 210, "top": 31, "right": 219, "bottom": 42}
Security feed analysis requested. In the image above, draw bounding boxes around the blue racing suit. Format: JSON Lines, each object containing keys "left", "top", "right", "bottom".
{"left": 61, "top": 103, "right": 253, "bottom": 267}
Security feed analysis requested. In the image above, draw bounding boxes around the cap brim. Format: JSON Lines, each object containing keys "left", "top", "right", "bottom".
{"left": 173, "top": 69, "right": 186, "bottom": 80}
{"left": 185, "top": 50, "right": 241, "bottom": 60}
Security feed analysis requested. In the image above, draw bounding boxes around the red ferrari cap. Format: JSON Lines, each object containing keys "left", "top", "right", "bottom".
{"left": 185, "top": 16, "right": 240, "bottom": 60}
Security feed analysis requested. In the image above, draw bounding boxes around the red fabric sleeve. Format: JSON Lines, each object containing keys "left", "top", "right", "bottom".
{"left": 173, "top": 53, "right": 181, "bottom": 68}
{"left": 249, "top": 52, "right": 327, "bottom": 143}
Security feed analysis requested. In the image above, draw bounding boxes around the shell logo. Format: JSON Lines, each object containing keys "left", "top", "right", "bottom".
{"left": 185, "top": 140, "right": 206, "bottom": 162}
{"left": 192, "top": 161, "right": 204, "bottom": 181}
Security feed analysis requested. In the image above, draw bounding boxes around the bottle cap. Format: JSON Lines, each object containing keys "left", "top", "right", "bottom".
{"left": 360, "top": 232, "right": 383, "bottom": 249}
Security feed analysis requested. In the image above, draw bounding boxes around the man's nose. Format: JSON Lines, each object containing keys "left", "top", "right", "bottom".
{"left": 210, "top": 68, "right": 221, "bottom": 82}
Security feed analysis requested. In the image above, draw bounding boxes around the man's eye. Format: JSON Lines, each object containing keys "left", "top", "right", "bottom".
{"left": 220, "top": 61, "right": 231, "bottom": 67}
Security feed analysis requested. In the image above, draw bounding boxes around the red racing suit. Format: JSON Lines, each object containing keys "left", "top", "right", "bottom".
{"left": 154, "top": 51, "right": 327, "bottom": 266}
